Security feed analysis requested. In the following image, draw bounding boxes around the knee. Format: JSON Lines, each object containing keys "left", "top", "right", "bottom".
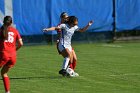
{"left": 1, "top": 71, "right": 7, "bottom": 77}
{"left": 1, "top": 69, "right": 8, "bottom": 77}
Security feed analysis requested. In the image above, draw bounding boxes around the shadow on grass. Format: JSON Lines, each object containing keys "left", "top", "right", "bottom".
{"left": 0, "top": 75, "right": 69, "bottom": 80}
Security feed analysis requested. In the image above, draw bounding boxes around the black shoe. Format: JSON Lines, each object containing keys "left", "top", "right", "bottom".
{"left": 59, "top": 69, "right": 68, "bottom": 76}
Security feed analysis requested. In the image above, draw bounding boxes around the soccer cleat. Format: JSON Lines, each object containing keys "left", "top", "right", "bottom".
{"left": 59, "top": 69, "right": 69, "bottom": 76}
{"left": 73, "top": 72, "right": 79, "bottom": 77}
{"left": 69, "top": 72, "right": 79, "bottom": 77}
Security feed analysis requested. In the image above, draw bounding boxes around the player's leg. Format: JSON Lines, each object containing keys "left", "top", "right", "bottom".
{"left": 61, "top": 48, "right": 71, "bottom": 69}
{"left": 1, "top": 54, "right": 16, "bottom": 93}
{"left": 56, "top": 41, "right": 62, "bottom": 55}
{"left": 69, "top": 53, "right": 74, "bottom": 69}
{"left": 60, "top": 48, "right": 79, "bottom": 77}
{"left": 67, "top": 50, "right": 79, "bottom": 77}
{"left": 69, "top": 49, "right": 77, "bottom": 70}
{"left": 1, "top": 65, "right": 11, "bottom": 93}
{"left": 57, "top": 43, "right": 74, "bottom": 68}
{"left": 61, "top": 48, "right": 74, "bottom": 69}
{"left": 59, "top": 49, "right": 72, "bottom": 76}
{"left": 0, "top": 53, "right": 11, "bottom": 93}
{"left": 72, "top": 50, "right": 77, "bottom": 70}
{"left": 58, "top": 43, "right": 73, "bottom": 76}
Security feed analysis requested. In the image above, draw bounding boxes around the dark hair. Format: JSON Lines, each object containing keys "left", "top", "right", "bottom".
{"left": 1, "top": 16, "right": 12, "bottom": 40}
{"left": 68, "top": 16, "right": 78, "bottom": 25}
{"left": 60, "top": 12, "right": 68, "bottom": 18}
{"left": 3, "top": 16, "right": 12, "bottom": 26}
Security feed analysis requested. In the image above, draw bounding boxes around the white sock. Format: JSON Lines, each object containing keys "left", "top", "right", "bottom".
{"left": 62, "top": 57, "right": 70, "bottom": 69}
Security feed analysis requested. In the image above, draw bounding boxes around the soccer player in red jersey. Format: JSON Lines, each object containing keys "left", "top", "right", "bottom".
{"left": 0, "top": 16, "right": 23, "bottom": 93}
{"left": 56, "top": 12, "right": 69, "bottom": 54}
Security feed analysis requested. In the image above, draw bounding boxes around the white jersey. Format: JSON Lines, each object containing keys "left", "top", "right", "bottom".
{"left": 58, "top": 24, "right": 79, "bottom": 47}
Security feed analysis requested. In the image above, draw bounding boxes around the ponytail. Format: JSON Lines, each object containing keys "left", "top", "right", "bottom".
{"left": 1, "top": 16, "right": 12, "bottom": 40}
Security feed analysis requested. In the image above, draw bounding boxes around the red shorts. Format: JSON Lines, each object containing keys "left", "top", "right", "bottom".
{"left": 0, "top": 51, "right": 16, "bottom": 68}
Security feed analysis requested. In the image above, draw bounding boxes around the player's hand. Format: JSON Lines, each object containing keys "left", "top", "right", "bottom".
{"left": 88, "top": 20, "right": 93, "bottom": 26}
{"left": 43, "top": 28, "right": 48, "bottom": 32}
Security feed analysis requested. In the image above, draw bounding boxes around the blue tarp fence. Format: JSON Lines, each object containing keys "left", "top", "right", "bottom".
{"left": 0, "top": 0, "right": 140, "bottom": 36}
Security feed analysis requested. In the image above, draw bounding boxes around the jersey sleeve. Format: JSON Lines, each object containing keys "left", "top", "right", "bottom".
{"left": 58, "top": 24, "right": 66, "bottom": 29}
{"left": 74, "top": 25, "right": 80, "bottom": 32}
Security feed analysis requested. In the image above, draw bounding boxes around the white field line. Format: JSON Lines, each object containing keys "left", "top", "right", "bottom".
{"left": 109, "top": 73, "right": 140, "bottom": 77}
{"left": 102, "top": 44, "right": 123, "bottom": 48}
{"left": 78, "top": 74, "right": 140, "bottom": 88}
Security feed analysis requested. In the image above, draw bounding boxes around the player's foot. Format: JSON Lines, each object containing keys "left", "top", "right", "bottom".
{"left": 74, "top": 72, "right": 79, "bottom": 76}
{"left": 70, "top": 72, "right": 79, "bottom": 77}
{"left": 59, "top": 69, "right": 69, "bottom": 76}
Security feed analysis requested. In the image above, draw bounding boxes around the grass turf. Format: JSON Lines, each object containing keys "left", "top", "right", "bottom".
{"left": 0, "top": 42, "right": 140, "bottom": 93}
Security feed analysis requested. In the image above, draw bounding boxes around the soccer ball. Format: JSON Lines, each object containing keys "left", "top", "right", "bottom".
{"left": 66, "top": 68, "right": 79, "bottom": 77}
{"left": 66, "top": 68, "right": 74, "bottom": 75}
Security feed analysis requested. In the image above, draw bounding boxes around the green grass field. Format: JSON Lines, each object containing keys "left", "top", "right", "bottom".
{"left": 0, "top": 42, "right": 140, "bottom": 93}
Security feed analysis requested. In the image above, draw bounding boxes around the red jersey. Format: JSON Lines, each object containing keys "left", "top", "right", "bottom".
{"left": 0, "top": 26, "right": 21, "bottom": 52}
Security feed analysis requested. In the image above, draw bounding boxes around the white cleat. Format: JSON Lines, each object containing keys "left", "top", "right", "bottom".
{"left": 70, "top": 72, "right": 79, "bottom": 77}
{"left": 73, "top": 72, "right": 79, "bottom": 77}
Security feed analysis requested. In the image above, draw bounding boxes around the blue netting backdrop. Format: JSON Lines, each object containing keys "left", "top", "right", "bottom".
{"left": 0, "top": 0, "right": 140, "bottom": 43}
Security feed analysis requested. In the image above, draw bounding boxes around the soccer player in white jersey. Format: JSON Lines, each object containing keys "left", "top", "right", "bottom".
{"left": 44, "top": 12, "right": 79, "bottom": 75}
{"left": 44, "top": 16, "right": 93, "bottom": 77}
{"left": 57, "top": 12, "right": 78, "bottom": 72}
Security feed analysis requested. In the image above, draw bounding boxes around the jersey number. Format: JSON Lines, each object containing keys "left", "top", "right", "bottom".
{"left": 5, "top": 32, "right": 14, "bottom": 43}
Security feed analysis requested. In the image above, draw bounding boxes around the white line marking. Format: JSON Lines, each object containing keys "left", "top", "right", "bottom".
{"left": 102, "top": 44, "right": 122, "bottom": 48}
{"left": 109, "top": 73, "right": 140, "bottom": 77}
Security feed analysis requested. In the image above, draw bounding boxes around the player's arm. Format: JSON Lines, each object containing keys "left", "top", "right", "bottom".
{"left": 43, "top": 27, "right": 60, "bottom": 32}
{"left": 16, "top": 39, "right": 23, "bottom": 51}
{"left": 78, "top": 21, "right": 93, "bottom": 32}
